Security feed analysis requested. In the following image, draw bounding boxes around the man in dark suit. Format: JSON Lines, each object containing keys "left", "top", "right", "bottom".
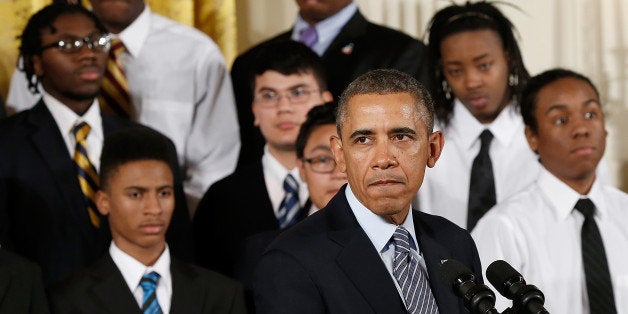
{"left": 254, "top": 69, "right": 482, "bottom": 313}
{"left": 0, "top": 249, "right": 49, "bottom": 314}
{"left": 0, "top": 3, "right": 192, "bottom": 286}
{"left": 49, "top": 127, "right": 246, "bottom": 313}
{"left": 193, "top": 40, "right": 332, "bottom": 278}
{"left": 233, "top": 0, "right": 429, "bottom": 166}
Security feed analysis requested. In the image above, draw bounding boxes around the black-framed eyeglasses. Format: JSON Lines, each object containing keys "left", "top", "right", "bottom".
{"left": 303, "top": 155, "right": 336, "bottom": 173}
{"left": 255, "top": 87, "right": 320, "bottom": 108}
{"left": 39, "top": 33, "right": 111, "bottom": 54}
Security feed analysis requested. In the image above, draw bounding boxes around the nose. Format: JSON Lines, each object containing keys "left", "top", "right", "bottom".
{"left": 464, "top": 69, "right": 482, "bottom": 90}
{"left": 276, "top": 93, "right": 293, "bottom": 113}
{"left": 77, "top": 43, "right": 97, "bottom": 60}
{"left": 373, "top": 140, "right": 398, "bottom": 170}
{"left": 572, "top": 116, "right": 590, "bottom": 138}
{"left": 144, "top": 192, "right": 164, "bottom": 216}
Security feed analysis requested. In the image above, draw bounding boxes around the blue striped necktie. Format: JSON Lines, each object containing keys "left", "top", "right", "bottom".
{"left": 277, "top": 174, "right": 300, "bottom": 228}
{"left": 72, "top": 122, "right": 100, "bottom": 228}
{"left": 392, "top": 226, "right": 439, "bottom": 314}
{"left": 140, "top": 271, "right": 162, "bottom": 314}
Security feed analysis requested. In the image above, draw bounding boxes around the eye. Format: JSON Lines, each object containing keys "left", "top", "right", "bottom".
{"left": 446, "top": 68, "right": 462, "bottom": 77}
{"left": 553, "top": 117, "right": 568, "bottom": 125}
{"left": 354, "top": 136, "right": 371, "bottom": 144}
{"left": 129, "top": 191, "right": 142, "bottom": 199}
{"left": 478, "top": 62, "right": 492, "bottom": 71}
{"left": 584, "top": 111, "right": 597, "bottom": 119}
{"left": 260, "top": 91, "right": 277, "bottom": 101}
{"left": 392, "top": 134, "right": 412, "bottom": 141}
{"left": 313, "top": 156, "right": 332, "bottom": 165}
{"left": 159, "top": 189, "right": 173, "bottom": 197}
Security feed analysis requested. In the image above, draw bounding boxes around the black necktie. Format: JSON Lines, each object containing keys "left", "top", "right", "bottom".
{"left": 467, "top": 130, "right": 496, "bottom": 230}
{"left": 574, "top": 198, "right": 617, "bottom": 314}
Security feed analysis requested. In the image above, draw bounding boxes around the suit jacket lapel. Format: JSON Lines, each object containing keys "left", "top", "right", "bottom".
{"left": 327, "top": 188, "right": 406, "bottom": 313}
{"left": 27, "top": 101, "right": 90, "bottom": 227}
{"left": 322, "top": 10, "right": 367, "bottom": 59}
{"left": 89, "top": 255, "right": 142, "bottom": 313}
{"left": 170, "top": 258, "right": 203, "bottom": 313}
{"left": 413, "top": 212, "right": 460, "bottom": 314}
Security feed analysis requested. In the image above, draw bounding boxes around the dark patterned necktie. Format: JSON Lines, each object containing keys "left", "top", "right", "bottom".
{"left": 392, "top": 226, "right": 439, "bottom": 314}
{"left": 467, "top": 129, "right": 496, "bottom": 230}
{"left": 277, "top": 174, "right": 300, "bottom": 228}
{"left": 574, "top": 198, "right": 617, "bottom": 314}
{"left": 140, "top": 271, "right": 162, "bottom": 314}
{"left": 72, "top": 122, "right": 100, "bottom": 228}
{"left": 99, "top": 38, "right": 134, "bottom": 119}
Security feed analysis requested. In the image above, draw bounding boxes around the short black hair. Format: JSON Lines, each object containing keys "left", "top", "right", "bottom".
{"left": 426, "top": 1, "right": 530, "bottom": 126}
{"left": 250, "top": 40, "right": 327, "bottom": 93}
{"left": 296, "top": 102, "right": 337, "bottom": 159}
{"left": 100, "top": 127, "right": 177, "bottom": 190}
{"left": 337, "top": 69, "right": 434, "bottom": 137}
{"left": 18, "top": 3, "right": 107, "bottom": 94}
{"left": 521, "top": 68, "right": 599, "bottom": 133}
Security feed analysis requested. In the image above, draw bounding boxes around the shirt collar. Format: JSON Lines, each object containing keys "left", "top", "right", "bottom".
{"left": 537, "top": 167, "right": 607, "bottom": 220}
{"left": 345, "top": 184, "right": 419, "bottom": 254}
{"left": 292, "top": 2, "right": 357, "bottom": 56}
{"left": 116, "top": 4, "right": 151, "bottom": 57}
{"left": 110, "top": 241, "right": 171, "bottom": 294}
{"left": 449, "top": 98, "right": 521, "bottom": 151}
{"left": 261, "top": 145, "right": 308, "bottom": 200}
{"left": 42, "top": 90, "right": 103, "bottom": 142}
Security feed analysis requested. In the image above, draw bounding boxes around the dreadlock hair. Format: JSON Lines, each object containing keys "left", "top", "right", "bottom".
{"left": 18, "top": 3, "right": 107, "bottom": 94}
{"left": 426, "top": 1, "right": 530, "bottom": 127}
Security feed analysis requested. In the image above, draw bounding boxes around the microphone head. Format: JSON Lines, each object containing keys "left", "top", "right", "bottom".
{"left": 486, "top": 260, "right": 524, "bottom": 298}
{"left": 440, "top": 259, "right": 476, "bottom": 290}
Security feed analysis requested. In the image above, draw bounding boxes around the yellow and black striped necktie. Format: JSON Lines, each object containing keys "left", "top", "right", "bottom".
{"left": 72, "top": 122, "right": 101, "bottom": 228}
{"left": 99, "top": 38, "right": 134, "bottom": 119}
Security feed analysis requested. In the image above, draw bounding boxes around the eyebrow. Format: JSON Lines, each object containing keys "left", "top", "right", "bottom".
{"left": 308, "top": 145, "right": 332, "bottom": 153}
{"left": 545, "top": 98, "right": 600, "bottom": 114}
{"left": 390, "top": 127, "right": 416, "bottom": 135}
{"left": 256, "top": 83, "right": 310, "bottom": 93}
{"left": 443, "top": 53, "right": 490, "bottom": 65}
{"left": 349, "top": 129, "right": 374, "bottom": 139}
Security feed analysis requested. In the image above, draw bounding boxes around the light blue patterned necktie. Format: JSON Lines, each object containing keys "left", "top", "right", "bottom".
{"left": 139, "top": 271, "right": 162, "bottom": 314}
{"left": 277, "top": 174, "right": 300, "bottom": 228}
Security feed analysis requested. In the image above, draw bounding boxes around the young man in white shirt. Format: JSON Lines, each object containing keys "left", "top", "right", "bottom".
{"left": 49, "top": 127, "right": 246, "bottom": 313}
{"left": 472, "top": 68, "right": 628, "bottom": 313}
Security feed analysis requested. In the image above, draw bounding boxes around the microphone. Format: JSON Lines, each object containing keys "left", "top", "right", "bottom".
{"left": 486, "top": 260, "right": 549, "bottom": 314}
{"left": 441, "top": 259, "right": 499, "bottom": 314}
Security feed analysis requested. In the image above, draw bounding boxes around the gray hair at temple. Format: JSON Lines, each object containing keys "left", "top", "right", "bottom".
{"left": 336, "top": 69, "right": 435, "bottom": 137}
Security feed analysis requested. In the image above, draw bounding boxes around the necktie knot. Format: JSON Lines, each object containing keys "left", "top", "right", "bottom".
{"left": 72, "top": 122, "right": 91, "bottom": 142}
{"left": 575, "top": 198, "right": 595, "bottom": 219}
{"left": 278, "top": 174, "right": 300, "bottom": 228}
{"left": 109, "top": 38, "right": 126, "bottom": 57}
{"left": 140, "top": 271, "right": 160, "bottom": 291}
{"left": 283, "top": 174, "right": 299, "bottom": 194}
{"left": 299, "top": 25, "right": 318, "bottom": 48}
{"left": 392, "top": 226, "right": 413, "bottom": 254}
{"left": 479, "top": 129, "right": 494, "bottom": 152}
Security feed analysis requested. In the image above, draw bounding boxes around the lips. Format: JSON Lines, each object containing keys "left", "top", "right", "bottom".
{"left": 572, "top": 145, "right": 595, "bottom": 155}
{"left": 139, "top": 221, "right": 166, "bottom": 235}
{"left": 467, "top": 95, "right": 488, "bottom": 109}
{"left": 277, "top": 121, "right": 298, "bottom": 130}
{"left": 77, "top": 66, "right": 102, "bottom": 82}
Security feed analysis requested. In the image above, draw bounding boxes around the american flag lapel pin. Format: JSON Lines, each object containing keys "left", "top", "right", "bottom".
{"left": 341, "top": 43, "right": 354, "bottom": 55}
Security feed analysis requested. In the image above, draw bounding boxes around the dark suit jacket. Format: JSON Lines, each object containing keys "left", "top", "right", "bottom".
{"left": 253, "top": 185, "right": 482, "bottom": 314}
{"left": 48, "top": 253, "right": 247, "bottom": 314}
{"left": 0, "top": 250, "right": 49, "bottom": 314}
{"left": 0, "top": 100, "right": 193, "bottom": 285}
{"left": 231, "top": 10, "right": 429, "bottom": 167}
{"left": 193, "top": 160, "right": 309, "bottom": 278}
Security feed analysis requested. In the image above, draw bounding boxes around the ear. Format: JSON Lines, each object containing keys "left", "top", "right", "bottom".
{"left": 426, "top": 130, "right": 444, "bottom": 168}
{"left": 330, "top": 135, "right": 346, "bottom": 173}
{"left": 321, "top": 90, "right": 333, "bottom": 103}
{"left": 95, "top": 190, "right": 111, "bottom": 216}
{"left": 297, "top": 158, "right": 307, "bottom": 182}
{"left": 32, "top": 55, "right": 44, "bottom": 77}
{"left": 251, "top": 102, "right": 261, "bottom": 127}
{"left": 524, "top": 125, "right": 539, "bottom": 154}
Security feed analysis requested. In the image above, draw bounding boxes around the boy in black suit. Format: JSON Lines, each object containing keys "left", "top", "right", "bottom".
{"left": 49, "top": 127, "right": 246, "bottom": 314}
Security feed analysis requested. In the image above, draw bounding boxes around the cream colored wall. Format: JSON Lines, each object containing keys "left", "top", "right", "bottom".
{"left": 235, "top": 0, "right": 628, "bottom": 191}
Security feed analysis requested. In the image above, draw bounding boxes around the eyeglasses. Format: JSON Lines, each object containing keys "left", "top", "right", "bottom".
{"left": 39, "top": 33, "right": 111, "bottom": 54}
{"left": 255, "top": 87, "right": 320, "bottom": 108}
{"left": 303, "top": 155, "right": 337, "bottom": 174}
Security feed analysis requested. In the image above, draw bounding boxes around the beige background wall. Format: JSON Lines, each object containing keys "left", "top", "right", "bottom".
{"left": 235, "top": 0, "right": 628, "bottom": 191}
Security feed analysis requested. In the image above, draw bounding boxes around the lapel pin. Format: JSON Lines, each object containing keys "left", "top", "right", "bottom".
{"left": 341, "top": 43, "right": 354, "bottom": 55}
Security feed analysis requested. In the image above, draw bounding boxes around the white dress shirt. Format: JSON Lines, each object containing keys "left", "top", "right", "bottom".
{"left": 42, "top": 91, "right": 103, "bottom": 171}
{"left": 471, "top": 167, "right": 628, "bottom": 313}
{"left": 262, "top": 145, "right": 309, "bottom": 220}
{"left": 417, "top": 99, "right": 540, "bottom": 228}
{"left": 291, "top": 2, "right": 358, "bottom": 56}
{"left": 110, "top": 242, "right": 172, "bottom": 313}
{"left": 7, "top": 5, "right": 241, "bottom": 215}
{"left": 346, "top": 184, "right": 429, "bottom": 304}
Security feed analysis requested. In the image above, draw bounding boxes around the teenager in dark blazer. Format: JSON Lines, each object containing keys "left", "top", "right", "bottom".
{"left": 193, "top": 41, "right": 329, "bottom": 278}
{"left": 49, "top": 127, "right": 246, "bottom": 314}
{"left": 254, "top": 70, "right": 482, "bottom": 313}
{"left": 232, "top": 0, "right": 428, "bottom": 166}
{"left": 0, "top": 4, "right": 192, "bottom": 286}
{"left": 0, "top": 249, "right": 49, "bottom": 314}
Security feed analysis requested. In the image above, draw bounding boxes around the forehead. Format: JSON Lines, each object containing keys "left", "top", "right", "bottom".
{"left": 110, "top": 160, "right": 173, "bottom": 184}
{"left": 254, "top": 70, "right": 319, "bottom": 91}
{"left": 305, "top": 124, "right": 336, "bottom": 147}
{"left": 440, "top": 29, "right": 504, "bottom": 62}
{"left": 42, "top": 12, "right": 98, "bottom": 38}
{"left": 535, "top": 78, "right": 599, "bottom": 112}
{"left": 343, "top": 93, "right": 422, "bottom": 130}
